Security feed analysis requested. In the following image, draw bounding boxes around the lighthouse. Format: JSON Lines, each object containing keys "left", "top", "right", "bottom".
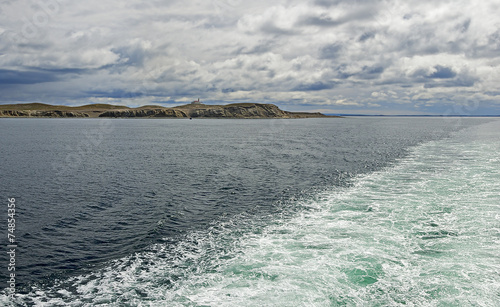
{"left": 191, "top": 98, "right": 202, "bottom": 105}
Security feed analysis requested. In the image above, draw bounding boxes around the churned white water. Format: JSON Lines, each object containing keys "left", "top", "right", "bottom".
{"left": 156, "top": 120, "right": 500, "bottom": 306}
{"left": 4, "top": 120, "right": 500, "bottom": 306}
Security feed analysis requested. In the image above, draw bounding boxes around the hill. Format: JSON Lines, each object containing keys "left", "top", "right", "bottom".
{"left": 0, "top": 103, "right": 338, "bottom": 119}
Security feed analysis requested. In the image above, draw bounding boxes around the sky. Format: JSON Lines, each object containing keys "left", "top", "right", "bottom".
{"left": 0, "top": 0, "right": 499, "bottom": 115}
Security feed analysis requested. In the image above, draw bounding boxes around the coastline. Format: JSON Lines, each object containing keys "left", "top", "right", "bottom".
{"left": 0, "top": 103, "right": 338, "bottom": 119}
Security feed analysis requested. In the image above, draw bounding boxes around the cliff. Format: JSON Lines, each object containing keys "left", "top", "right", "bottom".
{"left": 99, "top": 103, "right": 329, "bottom": 118}
{"left": 99, "top": 108, "right": 189, "bottom": 118}
{"left": 0, "top": 110, "right": 90, "bottom": 117}
{"left": 0, "top": 103, "right": 337, "bottom": 119}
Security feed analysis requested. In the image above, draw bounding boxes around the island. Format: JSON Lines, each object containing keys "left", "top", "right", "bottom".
{"left": 0, "top": 101, "right": 338, "bottom": 119}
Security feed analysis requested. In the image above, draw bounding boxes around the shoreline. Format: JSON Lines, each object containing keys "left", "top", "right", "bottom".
{"left": 0, "top": 102, "right": 339, "bottom": 119}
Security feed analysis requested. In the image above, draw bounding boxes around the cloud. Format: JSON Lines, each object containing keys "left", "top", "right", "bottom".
{"left": 299, "top": 14, "right": 345, "bottom": 28}
{"left": 428, "top": 65, "right": 457, "bottom": 79}
{"left": 292, "top": 81, "right": 337, "bottom": 91}
{"left": 424, "top": 73, "right": 476, "bottom": 88}
{"left": 358, "top": 31, "right": 375, "bottom": 42}
{"left": 0, "top": 0, "right": 498, "bottom": 114}
{"left": 319, "top": 43, "right": 344, "bottom": 59}
{"left": 0, "top": 69, "right": 59, "bottom": 84}
{"left": 260, "top": 21, "right": 298, "bottom": 35}
{"left": 85, "top": 89, "right": 145, "bottom": 99}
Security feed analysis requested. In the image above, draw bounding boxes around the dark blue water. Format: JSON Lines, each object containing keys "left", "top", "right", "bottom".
{"left": 0, "top": 117, "right": 491, "bottom": 304}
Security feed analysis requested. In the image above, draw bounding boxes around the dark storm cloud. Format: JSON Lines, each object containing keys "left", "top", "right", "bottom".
{"left": 85, "top": 89, "right": 145, "bottom": 98}
{"left": 292, "top": 81, "right": 337, "bottom": 91}
{"left": 410, "top": 66, "right": 457, "bottom": 81}
{"left": 428, "top": 65, "right": 457, "bottom": 79}
{"left": 0, "top": 69, "right": 59, "bottom": 84}
{"left": 357, "top": 65, "right": 385, "bottom": 80}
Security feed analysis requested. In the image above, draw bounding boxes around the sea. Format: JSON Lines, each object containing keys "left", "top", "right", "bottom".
{"left": 0, "top": 117, "right": 499, "bottom": 306}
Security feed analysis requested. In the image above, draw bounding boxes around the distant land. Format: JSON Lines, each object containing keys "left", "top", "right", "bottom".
{"left": 0, "top": 102, "right": 337, "bottom": 119}
{"left": 327, "top": 114, "right": 500, "bottom": 117}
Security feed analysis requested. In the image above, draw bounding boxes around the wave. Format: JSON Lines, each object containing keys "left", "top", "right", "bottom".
{"left": 3, "top": 120, "right": 500, "bottom": 306}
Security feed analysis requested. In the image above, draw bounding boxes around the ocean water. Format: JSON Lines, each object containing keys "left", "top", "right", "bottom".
{"left": 0, "top": 117, "right": 499, "bottom": 306}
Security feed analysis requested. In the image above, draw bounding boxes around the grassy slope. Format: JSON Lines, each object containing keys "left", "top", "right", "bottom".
{"left": 0, "top": 103, "right": 129, "bottom": 111}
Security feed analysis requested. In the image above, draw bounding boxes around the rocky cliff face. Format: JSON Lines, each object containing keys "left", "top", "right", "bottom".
{"left": 98, "top": 104, "right": 322, "bottom": 118}
{"left": 215, "top": 104, "right": 290, "bottom": 118}
{"left": 0, "top": 110, "right": 89, "bottom": 117}
{"left": 99, "top": 109, "right": 188, "bottom": 118}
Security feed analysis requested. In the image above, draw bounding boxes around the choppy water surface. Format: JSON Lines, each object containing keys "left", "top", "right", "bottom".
{"left": 0, "top": 117, "right": 498, "bottom": 306}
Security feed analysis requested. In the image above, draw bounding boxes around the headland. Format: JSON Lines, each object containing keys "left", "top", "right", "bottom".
{"left": 0, "top": 102, "right": 338, "bottom": 119}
